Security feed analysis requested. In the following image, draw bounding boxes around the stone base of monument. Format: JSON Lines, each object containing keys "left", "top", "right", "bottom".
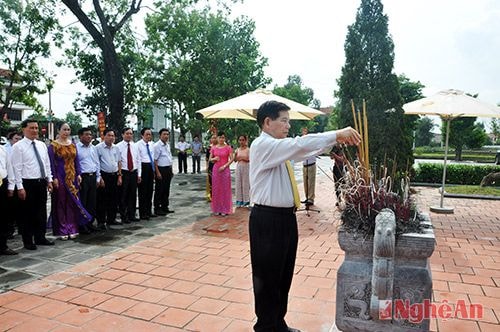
{"left": 335, "top": 212, "right": 435, "bottom": 332}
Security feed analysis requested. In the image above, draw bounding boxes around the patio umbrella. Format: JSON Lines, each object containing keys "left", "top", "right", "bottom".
{"left": 196, "top": 89, "right": 325, "bottom": 120}
{"left": 403, "top": 89, "right": 500, "bottom": 214}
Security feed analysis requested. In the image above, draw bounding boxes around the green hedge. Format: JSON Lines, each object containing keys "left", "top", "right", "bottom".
{"left": 413, "top": 163, "right": 500, "bottom": 185}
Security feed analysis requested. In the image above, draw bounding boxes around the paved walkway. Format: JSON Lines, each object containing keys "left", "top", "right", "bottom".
{"left": 0, "top": 165, "right": 499, "bottom": 331}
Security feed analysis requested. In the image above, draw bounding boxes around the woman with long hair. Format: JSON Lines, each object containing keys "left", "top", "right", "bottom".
{"left": 48, "top": 123, "right": 91, "bottom": 240}
{"left": 209, "top": 132, "right": 233, "bottom": 215}
{"left": 234, "top": 135, "right": 250, "bottom": 207}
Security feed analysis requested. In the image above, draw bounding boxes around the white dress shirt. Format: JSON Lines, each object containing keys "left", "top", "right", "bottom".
{"left": 249, "top": 131, "right": 337, "bottom": 207}
{"left": 77, "top": 142, "right": 101, "bottom": 182}
{"left": 0, "top": 145, "right": 7, "bottom": 180}
{"left": 175, "top": 141, "right": 190, "bottom": 152}
{"left": 136, "top": 139, "right": 155, "bottom": 164}
{"left": 154, "top": 140, "right": 173, "bottom": 167}
{"left": 10, "top": 137, "right": 53, "bottom": 190}
{"left": 116, "top": 140, "right": 141, "bottom": 176}
{"left": 95, "top": 142, "right": 120, "bottom": 173}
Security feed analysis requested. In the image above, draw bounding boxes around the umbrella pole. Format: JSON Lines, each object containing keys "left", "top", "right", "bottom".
{"left": 430, "top": 118, "right": 454, "bottom": 214}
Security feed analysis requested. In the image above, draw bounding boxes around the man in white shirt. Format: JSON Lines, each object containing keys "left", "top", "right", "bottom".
{"left": 153, "top": 128, "right": 175, "bottom": 215}
{"left": 116, "top": 127, "right": 141, "bottom": 223}
{"left": 76, "top": 127, "right": 101, "bottom": 232}
{"left": 136, "top": 127, "right": 156, "bottom": 220}
{"left": 190, "top": 135, "right": 203, "bottom": 174}
{"left": 95, "top": 128, "right": 121, "bottom": 229}
{"left": 10, "top": 119, "right": 55, "bottom": 250}
{"left": 249, "top": 101, "right": 360, "bottom": 332}
{"left": 5, "top": 130, "right": 22, "bottom": 239}
{"left": 0, "top": 144, "right": 17, "bottom": 255}
{"left": 175, "top": 135, "right": 190, "bottom": 174}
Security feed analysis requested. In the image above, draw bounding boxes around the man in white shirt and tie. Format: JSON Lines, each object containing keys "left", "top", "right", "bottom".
{"left": 249, "top": 101, "right": 361, "bottom": 332}
{"left": 10, "top": 119, "right": 55, "bottom": 250}
{"left": 136, "top": 127, "right": 156, "bottom": 220}
{"left": 153, "top": 128, "right": 175, "bottom": 216}
{"left": 116, "top": 127, "right": 141, "bottom": 223}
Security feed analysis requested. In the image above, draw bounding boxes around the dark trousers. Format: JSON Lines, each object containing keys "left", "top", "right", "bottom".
{"left": 192, "top": 155, "right": 201, "bottom": 173}
{"left": 0, "top": 178, "right": 9, "bottom": 249}
{"left": 178, "top": 152, "right": 187, "bottom": 173}
{"left": 80, "top": 173, "right": 97, "bottom": 222}
{"left": 249, "top": 205, "right": 298, "bottom": 332}
{"left": 19, "top": 179, "right": 49, "bottom": 245}
{"left": 119, "top": 170, "right": 137, "bottom": 221}
{"left": 96, "top": 172, "right": 118, "bottom": 224}
{"left": 154, "top": 166, "right": 173, "bottom": 212}
{"left": 5, "top": 188, "right": 18, "bottom": 236}
{"left": 138, "top": 163, "right": 154, "bottom": 217}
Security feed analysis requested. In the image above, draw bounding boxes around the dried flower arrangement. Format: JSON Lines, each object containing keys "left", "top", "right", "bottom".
{"left": 337, "top": 100, "right": 423, "bottom": 237}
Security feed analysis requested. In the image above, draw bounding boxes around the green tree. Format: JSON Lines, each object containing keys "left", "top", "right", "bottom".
{"left": 445, "top": 117, "right": 476, "bottom": 161}
{"left": 414, "top": 117, "right": 435, "bottom": 147}
{"left": 491, "top": 118, "right": 500, "bottom": 144}
{"left": 398, "top": 73, "right": 425, "bottom": 151}
{"left": 273, "top": 75, "right": 322, "bottom": 136}
{"left": 0, "top": 0, "right": 60, "bottom": 121}
{"left": 336, "top": 0, "right": 412, "bottom": 172}
{"left": 61, "top": 0, "right": 143, "bottom": 131}
{"left": 466, "top": 122, "right": 488, "bottom": 149}
{"left": 64, "top": 111, "right": 83, "bottom": 134}
{"left": 144, "top": 2, "right": 269, "bottom": 138}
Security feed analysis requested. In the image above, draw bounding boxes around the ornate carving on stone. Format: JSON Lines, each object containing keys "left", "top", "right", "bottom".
{"left": 345, "top": 283, "right": 371, "bottom": 320}
{"left": 370, "top": 209, "right": 396, "bottom": 320}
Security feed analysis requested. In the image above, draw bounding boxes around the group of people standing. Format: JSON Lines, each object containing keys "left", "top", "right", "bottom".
{"left": 0, "top": 119, "right": 176, "bottom": 255}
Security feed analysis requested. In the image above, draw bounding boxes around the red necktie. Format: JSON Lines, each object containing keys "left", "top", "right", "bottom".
{"left": 127, "top": 143, "right": 133, "bottom": 171}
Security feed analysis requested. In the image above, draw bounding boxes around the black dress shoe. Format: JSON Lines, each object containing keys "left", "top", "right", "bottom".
{"left": 122, "top": 219, "right": 131, "bottom": 224}
{"left": 287, "top": 328, "right": 302, "bottom": 332}
{"left": 35, "top": 239, "right": 55, "bottom": 246}
{"left": 0, "top": 248, "right": 18, "bottom": 255}
{"left": 108, "top": 220, "right": 122, "bottom": 225}
{"left": 79, "top": 226, "right": 91, "bottom": 234}
{"left": 140, "top": 215, "right": 150, "bottom": 220}
{"left": 24, "top": 244, "right": 37, "bottom": 250}
{"left": 97, "top": 223, "right": 108, "bottom": 231}
{"left": 129, "top": 217, "right": 140, "bottom": 222}
{"left": 150, "top": 213, "right": 158, "bottom": 218}
{"left": 165, "top": 209, "right": 175, "bottom": 214}
{"left": 155, "top": 210, "right": 167, "bottom": 216}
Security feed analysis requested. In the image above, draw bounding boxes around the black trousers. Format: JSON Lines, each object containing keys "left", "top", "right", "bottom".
{"left": 5, "top": 188, "right": 18, "bottom": 236}
{"left": 119, "top": 170, "right": 137, "bottom": 221}
{"left": 96, "top": 172, "right": 118, "bottom": 224}
{"left": 138, "top": 163, "right": 154, "bottom": 217}
{"left": 0, "top": 178, "right": 9, "bottom": 250}
{"left": 249, "top": 205, "right": 298, "bottom": 332}
{"left": 192, "top": 155, "right": 201, "bottom": 173}
{"left": 80, "top": 173, "right": 97, "bottom": 222}
{"left": 19, "top": 179, "right": 49, "bottom": 245}
{"left": 154, "top": 165, "right": 173, "bottom": 212}
{"left": 178, "top": 152, "right": 187, "bottom": 173}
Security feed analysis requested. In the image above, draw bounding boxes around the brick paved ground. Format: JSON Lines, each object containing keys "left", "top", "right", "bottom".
{"left": 0, "top": 171, "right": 498, "bottom": 331}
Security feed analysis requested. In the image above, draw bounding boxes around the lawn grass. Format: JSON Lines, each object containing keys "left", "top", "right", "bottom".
{"left": 445, "top": 185, "right": 500, "bottom": 196}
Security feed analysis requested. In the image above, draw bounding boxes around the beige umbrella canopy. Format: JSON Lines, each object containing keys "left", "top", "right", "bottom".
{"left": 196, "top": 89, "right": 324, "bottom": 120}
{"left": 403, "top": 89, "right": 500, "bottom": 214}
{"left": 404, "top": 89, "right": 500, "bottom": 119}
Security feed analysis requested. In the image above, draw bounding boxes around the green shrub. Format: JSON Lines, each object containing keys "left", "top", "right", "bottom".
{"left": 413, "top": 163, "right": 500, "bottom": 185}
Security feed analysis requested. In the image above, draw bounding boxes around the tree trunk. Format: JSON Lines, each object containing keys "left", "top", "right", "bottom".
{"left": 102, "top": 39, "right": 125, "bottom": 131}
{"left": 454, "top": 145, "right": 462, "bottom": 161}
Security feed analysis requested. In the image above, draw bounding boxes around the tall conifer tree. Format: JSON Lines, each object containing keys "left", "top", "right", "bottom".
{"left": 337, "top": 0, "right": 413, "bottom": 172}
